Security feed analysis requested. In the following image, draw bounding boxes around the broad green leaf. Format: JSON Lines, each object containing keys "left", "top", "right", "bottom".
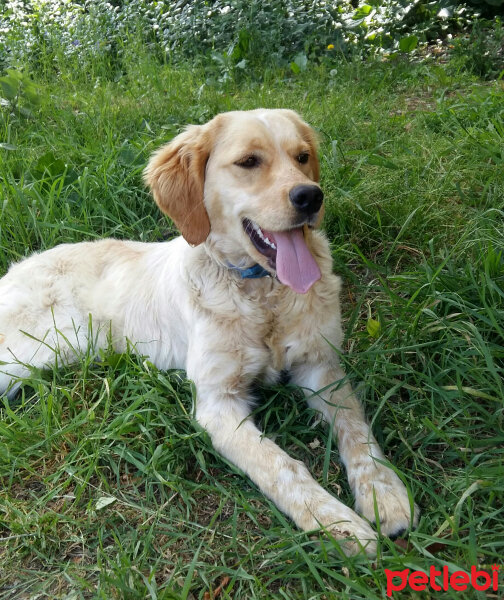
{"left": 399, "top": 35, "right": 419, "bottom": 53}
{"left": 6, "top": 69, "right": 23, "bottom": 81}
{"left": 22, "top": 83, "right": 42, "bottom": 106}
{"left": 353, "top": 5, "right": 372, "bottom": 19}
{"left": 293, "top": 53, "right": 308, "bottom": 72}
{"left": 0, "top": 77, "right": 19, "bottom": 101}
{"left": 36, "top": 151, "right": 66, "bottom": 177}
{"left": 18, "top": 106, "right": 34, "bottom": 118}
{"left": 367, "top": 318, "right": 381, "bottom": 338}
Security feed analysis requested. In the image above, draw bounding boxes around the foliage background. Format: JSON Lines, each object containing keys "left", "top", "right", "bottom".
{"left": 0, "top": 1, "right": 503, "bottom": 599}
{"left": 1, "top": 0, "right": 503, "bottom": 77}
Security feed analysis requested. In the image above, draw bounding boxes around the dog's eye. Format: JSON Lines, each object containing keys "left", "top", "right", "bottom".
{"left": 297, "top": 152, "right": 309, "bottom": 164}
{"left": 236, "top": 155, "right": 261, "bottom": 169}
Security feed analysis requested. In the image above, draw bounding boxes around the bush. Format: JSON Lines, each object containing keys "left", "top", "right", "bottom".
{"left": 0, "top": 0, "right": 141, "bottom": 77}
{"left": 0, "top": 0, "right": 344, "bottom": 74}
{"left": 0, "top": 0, "right": 496, "bottom": 79}
{"left": 465, "top": 0, "right": 504, "bottom": 17}
{"left": 450, "top": 18, "right": 504, "bottom": 78}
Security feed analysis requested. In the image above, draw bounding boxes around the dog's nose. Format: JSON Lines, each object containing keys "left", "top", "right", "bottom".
{"left": 289, "top": 185, "right": 323, "bottom": 215}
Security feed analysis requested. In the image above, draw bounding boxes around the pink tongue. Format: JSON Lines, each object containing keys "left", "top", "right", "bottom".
{"left": 266, "top": 228, "right": 321, "bottom": 294}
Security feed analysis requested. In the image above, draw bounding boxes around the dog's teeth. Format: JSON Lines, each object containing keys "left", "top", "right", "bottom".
{"left": 249, "top": 221, "right": 276, "bottom": 250}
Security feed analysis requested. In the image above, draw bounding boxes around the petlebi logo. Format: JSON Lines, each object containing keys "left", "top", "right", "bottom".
{"left": 385, "top": 564, "right": 500, "bottom": 596}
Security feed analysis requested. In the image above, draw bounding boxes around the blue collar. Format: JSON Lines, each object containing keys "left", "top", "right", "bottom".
{"left": 228, "top": 263, "right": 272, "bottom": 279}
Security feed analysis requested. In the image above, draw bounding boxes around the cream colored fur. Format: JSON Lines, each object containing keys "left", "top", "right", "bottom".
{"left": 0, "top": 109, "right": 417, "bottom": 555}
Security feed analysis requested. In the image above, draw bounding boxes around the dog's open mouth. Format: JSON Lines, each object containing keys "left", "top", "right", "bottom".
{"left": 243, "top": 218, "right": 321, "bottom": 294}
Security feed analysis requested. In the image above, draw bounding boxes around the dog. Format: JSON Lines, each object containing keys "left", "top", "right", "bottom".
{"left": 0, "top": 109, "right": 417, "bottom": 555}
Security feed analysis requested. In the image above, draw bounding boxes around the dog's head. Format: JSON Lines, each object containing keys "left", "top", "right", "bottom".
{"left": 144, "top": 109, "right": 323, "bottom": 293}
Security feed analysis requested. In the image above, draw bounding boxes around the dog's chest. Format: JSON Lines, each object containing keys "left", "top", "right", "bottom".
{"left": 190, "top": 265, "right": 339, "bottom": 383}
{"left": 256, "top": 290, "right": 318, "bottom": 376}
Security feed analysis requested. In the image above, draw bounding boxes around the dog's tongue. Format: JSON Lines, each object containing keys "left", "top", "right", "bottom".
{"left": 266, "top": 227, "right": 321, "bottom": 294}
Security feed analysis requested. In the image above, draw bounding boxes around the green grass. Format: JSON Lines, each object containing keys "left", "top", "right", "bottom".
{"left": 0, "top": 53, "right": 503, "bottom": 599}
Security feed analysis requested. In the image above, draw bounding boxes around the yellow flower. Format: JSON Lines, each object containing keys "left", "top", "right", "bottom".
{"left": 327, "top": 44, "right": 334, "bottom": 50}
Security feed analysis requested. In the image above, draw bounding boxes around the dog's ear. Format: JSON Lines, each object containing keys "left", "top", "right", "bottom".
{"left": 144, "top": 123, "right": 215, "bottom": 246}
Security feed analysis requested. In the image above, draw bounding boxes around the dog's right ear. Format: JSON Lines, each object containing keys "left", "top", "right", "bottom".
{"left": 144, "top": 123, "right": 215, "bottom": 246}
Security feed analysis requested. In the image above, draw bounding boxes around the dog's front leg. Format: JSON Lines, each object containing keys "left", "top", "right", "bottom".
{"left": 291, "top": 363, "right": 419, "bottom": 538}
{"left": 193, "top": 385, "right": 377, "bottom": 556}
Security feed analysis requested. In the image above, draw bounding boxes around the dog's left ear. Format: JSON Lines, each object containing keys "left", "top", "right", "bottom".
{"left": 144, "top": 121, "right": 216, "bottom": 246}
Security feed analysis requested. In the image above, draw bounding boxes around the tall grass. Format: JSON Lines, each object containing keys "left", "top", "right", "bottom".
{"left": 0, "top": 47, "right": 503, "bottom": 598}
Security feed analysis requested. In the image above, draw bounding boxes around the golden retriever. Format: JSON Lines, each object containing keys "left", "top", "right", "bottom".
{"left": 0, "top": 109, "right": 417, "bottom": 555}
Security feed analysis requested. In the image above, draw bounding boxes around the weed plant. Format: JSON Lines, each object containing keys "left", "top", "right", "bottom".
{"left": 0, "top": 41, "right": 503, "bottom": 600}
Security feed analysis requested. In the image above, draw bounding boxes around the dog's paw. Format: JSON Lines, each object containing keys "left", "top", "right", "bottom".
{"left": 352, "top": 463, "right": 418, "bottom": 538}
{"left": 302, "top": 497, "right": 378, "bottom": 556}
{"left": 325, "top": 516, "right": 378, "bottom": 557}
